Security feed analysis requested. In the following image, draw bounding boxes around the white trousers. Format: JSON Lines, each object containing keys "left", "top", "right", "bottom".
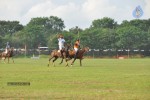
{"left": 74, "top": 48, "right": 79, "bottom": 52}
{"left": 5, "top": 49, "right": 8, "bottom": 53}
{"left": 59, "top": 45, "right": 65, "bottom": 50}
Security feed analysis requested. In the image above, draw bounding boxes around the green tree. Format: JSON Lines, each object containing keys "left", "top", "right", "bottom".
{"left": 81, "top": 28, "right": 115, "bottom": 49}
{"left": 0, "top": 36, "right": 4, "bottom": 47}
{"left": 116, "top": 26, "right": 145, "bottom": 49}
{"left": 45, "top": 16, "right": 65, "bottom": 33}
{"left": 120, "top": 19, "right": 150, "bottom": 32}
{"left": 69, "top": 26, "right": 83, "bottom": 35}
{"left": 24, "top": 25, "right": 46, "bottom": 49}
{"left": 91, "top": 17, "right": 117, "bottom": 29}
{"left": 0, "top": 21, "right": 23, "bottom": 36}
{"left": 26, "top": 16, "right": 65, "bottom": 48}
{"left": 11, "top": 16, "right": 65, "bottom": 49}
{"left": 141, "top": 28, "right": 150, "bottom": 50}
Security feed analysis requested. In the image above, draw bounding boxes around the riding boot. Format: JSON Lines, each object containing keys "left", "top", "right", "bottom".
{"left": 66, "top": 50, "right": 70, "bottom": 58}
{"left": 74, "top": 50, "right": 79, "bottom": 59}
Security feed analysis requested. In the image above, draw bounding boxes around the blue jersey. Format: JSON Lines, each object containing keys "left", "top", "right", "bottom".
{"left": 6, "top": 43, "right": 10, "bottom": 49}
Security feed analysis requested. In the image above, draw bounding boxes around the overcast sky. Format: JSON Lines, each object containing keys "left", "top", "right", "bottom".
{"left": 0, "top": 0, "right": 149, "bottom": 30}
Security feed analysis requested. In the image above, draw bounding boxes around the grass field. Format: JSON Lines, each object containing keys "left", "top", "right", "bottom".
{"left": 0, "top": 57, "right": 150, "bottom": 100}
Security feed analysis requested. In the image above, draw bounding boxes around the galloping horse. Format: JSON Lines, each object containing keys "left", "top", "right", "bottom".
{"left": 66, "top": 47, "right": 89, "bottom": 66}
{"left": 0, "top": 48, "right": 14, "bottom": 63}
{"left": 48, "top": 44, "right": 71, "bottom": 67}
{"left": 48, "top": 47, "right": 89, "bottom": 67}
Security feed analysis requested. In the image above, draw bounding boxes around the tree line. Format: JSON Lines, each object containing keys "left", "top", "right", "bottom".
{"left": 0, "top": 16, "right": 150, "bottom": 53}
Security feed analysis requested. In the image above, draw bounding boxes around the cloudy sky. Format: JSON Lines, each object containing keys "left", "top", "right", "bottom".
{"left": 0, "top": 0, "right": 149, "bottom": 30}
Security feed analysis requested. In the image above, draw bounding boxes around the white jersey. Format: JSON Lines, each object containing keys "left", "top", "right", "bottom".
{"left": 58, "top": 38, "right": 65, "bottom": 50}
{"left": 58, "top": 38, "right": 65, "bottom": 46}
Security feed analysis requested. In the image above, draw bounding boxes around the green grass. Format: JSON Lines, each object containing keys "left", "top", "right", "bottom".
{"left": 0, "top": 58, "right": 150, "bottom": 100}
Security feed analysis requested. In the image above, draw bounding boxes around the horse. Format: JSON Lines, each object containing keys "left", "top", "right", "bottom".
{"left": 48, "top": 47, "right": 89, "bottom": 67}
{"left": 0, "top": 48, "right": 14, "bottom": 63}
{"left": 47, "top": 44, "right": 71, "bottom": 67}
{"left": 66, "top": 47, "right": 89, "bottom": 66}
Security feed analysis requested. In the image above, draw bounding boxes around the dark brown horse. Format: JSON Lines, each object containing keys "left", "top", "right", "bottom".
{"left": 67, "top": 47, "right": 89, "bottom": 66}
{"left": 0, "top": 48, "right": 14, "bottom": 63}
{"left": 48, "top": 47, "right": 89, "bottom": 67}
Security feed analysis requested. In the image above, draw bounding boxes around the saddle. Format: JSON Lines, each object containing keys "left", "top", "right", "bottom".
{"left": 68, "top": 50, "right": 76, "bottom": 56}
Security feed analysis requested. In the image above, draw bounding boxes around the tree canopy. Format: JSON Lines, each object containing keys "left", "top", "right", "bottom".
{"left": 0, "top": 16, "right": 150, "bottom": 53}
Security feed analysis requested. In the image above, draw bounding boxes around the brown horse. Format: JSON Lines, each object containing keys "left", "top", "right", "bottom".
{"left": 47, "top": 48, "right": 68, "bottom": 67}
{"left": 67, "top": 47, "right": 89, "bottom": 66}
{"left": 48, "top": 47, "right": 89, "bottom": 67}
{"left": 0, "top": 48, "right": 14, "bottom": 63}
{"left": 48, "top": 44, "right": 71, "bottom": 67}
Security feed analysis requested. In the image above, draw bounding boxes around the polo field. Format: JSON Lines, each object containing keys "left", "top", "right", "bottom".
{"left": 0, "top": 57, "right": 150, "bottom": 99}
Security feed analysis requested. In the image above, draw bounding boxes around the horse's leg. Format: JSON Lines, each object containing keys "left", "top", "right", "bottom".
{"left": 12, "top": 57, "right": 14, "bottom": 63}
{"left": 71, "top": 58, "right": 77, "bottom": 66}
{"left": 52, "top": 57, "right": 58, "bottom": 67}
{"left": 59, "top": 58, "right": 63, "bottom": 64}
{"left": 61, "top": 53, "right": 69, "bottom": 67}
{"left": 60, "top": 51, "right": 66, "bottom": 65}
{"left": 64, "top": 57, "right": 69, "bottom": 67}
{"left": 4, "top": 56, "right": 7, "bottom": 63}
{"left": 48, "top": 56, "right": 54, "bottom": 67}
{"left": 80, "top": 59, "right": 82, "bottom": 66}
{"left": 0, "top": 56, "right": 1, "bottom": 63}
{"left": 8, "top": 57, "right": 9, "bottom": 63}
{"left": 66, "top": 59, "right": 70, "bottom": 67}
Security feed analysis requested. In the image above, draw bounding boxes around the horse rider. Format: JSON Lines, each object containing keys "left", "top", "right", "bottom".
{"left": 71, "top": 39, "right": 80, "bottom": 65}
{"left": 58, "top": 34, "right": 65, "bottom": 57}
{"left": 5, "top": 42, "right": 10, "bottom": 54}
